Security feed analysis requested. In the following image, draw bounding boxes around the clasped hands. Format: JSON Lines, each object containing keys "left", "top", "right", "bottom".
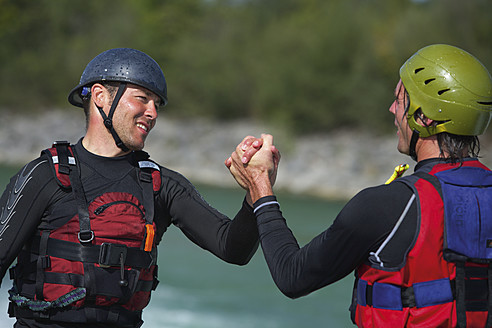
{"left": 225, "top": 134, "right": 281, "bottom": 205}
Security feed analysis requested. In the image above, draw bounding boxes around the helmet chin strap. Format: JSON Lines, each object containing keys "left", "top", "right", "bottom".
{"left": 96, "top": 83, "right": 130, "bottom": 152}
{"left": 409, "top": 129, "right": 420, "bottom": 162}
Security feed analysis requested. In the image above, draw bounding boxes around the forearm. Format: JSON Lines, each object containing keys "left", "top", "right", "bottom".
{"left": 165, "top": 172, "right": 259, "bottom": 264}
{"left": 254, "top": 196, "right": 361, "bottom": 298}
{"left": 254, "top": 196, "right": 310, "bottom": 298}
{"left": 173, "top": 197, "right": 258, "bottom": 265}
{"left": 223, "top": 198, "right": 259, "bottom": 265}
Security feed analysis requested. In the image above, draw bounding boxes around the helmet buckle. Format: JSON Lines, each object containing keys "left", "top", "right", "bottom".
{"left": 104, "top": 119, "right": 113, "bottom": 129}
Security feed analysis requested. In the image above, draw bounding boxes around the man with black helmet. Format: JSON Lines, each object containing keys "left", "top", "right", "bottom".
{"left": 226, "top": 44, "right": 492, "bottom": 327}
{"left": 68, "top": 48, "right": 169, "bottom": 155}
{"left": 0, "top": 48, "right": 260, "bottom": 327}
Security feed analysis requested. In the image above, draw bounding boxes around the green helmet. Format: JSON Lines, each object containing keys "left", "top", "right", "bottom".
{"left": 400, "top": 44, "right": 492, "bottom": 137}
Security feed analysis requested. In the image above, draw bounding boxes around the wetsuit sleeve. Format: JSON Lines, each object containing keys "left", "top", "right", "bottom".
{"left": 0, "top": 158, "right": 59, "bottom": 285}
{"left": 254, "top": 183, "right": 415, "bottom": 299}
{"left": 156, "top": 168, "right": 259, "bottom": 265}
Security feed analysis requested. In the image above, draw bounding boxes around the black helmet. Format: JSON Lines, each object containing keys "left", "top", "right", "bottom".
{"left": 68, "top": 48, "right": 168, "bottom": 107}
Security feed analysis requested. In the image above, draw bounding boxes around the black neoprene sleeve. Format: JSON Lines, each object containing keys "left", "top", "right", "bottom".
{"left": 253, "top": 182, "right": 416, "bottom": 299}
{"left": 157, "top": 166, "right": 259, "bottom": 265}
{"left": 0, "top": 158, "right": 59, "bottom": 285}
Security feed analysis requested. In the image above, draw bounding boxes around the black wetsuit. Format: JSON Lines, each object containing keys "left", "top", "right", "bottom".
{"left": 251, "top": 158, "right": 462, "bottom": 299}
{"left": 0, "top": 139, "right": 259, "bottom": 327}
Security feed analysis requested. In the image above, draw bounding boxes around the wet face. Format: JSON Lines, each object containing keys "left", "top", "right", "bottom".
{"left": 111, "top": 84, "right": 161, "bottom": 151}
{"left": 389, "top": 80, "right": 412, "bottom": 155}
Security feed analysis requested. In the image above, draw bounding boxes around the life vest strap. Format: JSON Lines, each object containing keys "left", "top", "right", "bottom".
{"left": 10, "top": 303, "right": 143, "bottom": 328}
{"left": 52, "top": 142, "right": 94, "bottom": 244}
{"left": 29, "top": 235, "right": 157, "bottom": 269}
{"left": 52, "top": 141, "right": 73, "bottom": 175}
{"left": 456, "top": 262, "right": 466, "bottom": 328}
{"left": 35, "top": 231, "right": 50, "bottom": 301}
{"left": 356, "top": 276, "right": 492, "bottom": 311}
{"left": 358, "top": 278, "right": 453, "bottom": 310}
{"left": 487, "top": 264, "right": 492, "bottom": 327}
{"left": 14, "top": 270, "right": 158, "bottom": 298}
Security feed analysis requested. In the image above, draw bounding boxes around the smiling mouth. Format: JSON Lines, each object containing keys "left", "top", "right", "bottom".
{"left": 136, "top": 123, "right": 149, "bottom": 132}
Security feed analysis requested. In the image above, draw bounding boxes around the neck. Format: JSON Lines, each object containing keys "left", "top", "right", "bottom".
{"left": 83, "top": 104, "right": 132, "bottom": 157}
{"left": 414, "top": 135, "right": 444, "bottom": 162}
{"left": 83, "top": 123, "right": 130, "bottom": 157}
{"left": 82, "top": 135, "right": 129, "bottom": 157}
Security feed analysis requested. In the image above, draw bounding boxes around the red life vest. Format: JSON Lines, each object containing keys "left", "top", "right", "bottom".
{"left": 9, "top": 141, "right": 162, "bottom": 327}
{"left": 352, "top": 160, "right": 492, "bottom": 328}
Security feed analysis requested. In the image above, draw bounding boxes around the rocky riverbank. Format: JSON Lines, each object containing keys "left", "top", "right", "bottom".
{"left": 1, "top": 109, "right": 491, "bottom": 200}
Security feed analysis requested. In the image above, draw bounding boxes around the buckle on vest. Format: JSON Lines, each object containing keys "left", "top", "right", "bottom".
{"left": 78, "top": 231, "right": 94, "bottom": 244}
{"left": 99, "top": 243, "right": 128, "bottom": 268}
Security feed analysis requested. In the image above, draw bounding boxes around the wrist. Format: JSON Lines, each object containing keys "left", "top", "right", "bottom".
{"left": 249, "top": 174, "right": 274, "bottom": 203}
{"left": 245, "top": 193, "right": 254, "bottom": 207}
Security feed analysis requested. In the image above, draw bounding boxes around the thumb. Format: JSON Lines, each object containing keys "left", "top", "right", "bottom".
{"left": 224, "top": 156, "right": 232, "bottom": 168}
{"left": 260, "top": 133, "right": 273, "bottom": 151}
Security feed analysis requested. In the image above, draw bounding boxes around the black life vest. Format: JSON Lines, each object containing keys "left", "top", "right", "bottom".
{"left": 9, "top": 141, "right": 162, "bottom": 327}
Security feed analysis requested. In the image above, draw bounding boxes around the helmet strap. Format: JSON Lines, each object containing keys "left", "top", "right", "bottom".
{"left": 96, "top": 83, "right": 130, "bottom": 152}
{"left": 409, "top": 129, "right": 420, "bottom": 162}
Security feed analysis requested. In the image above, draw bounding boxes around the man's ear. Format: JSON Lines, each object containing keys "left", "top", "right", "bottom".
{"left": 420, "top": 116, "right": 434, "bottom": 127}
{"left": 415, "top": 110, "right": 434, "bottom": 127}
{"left": 91, "top": 83, "right": 107, "bottom": 109}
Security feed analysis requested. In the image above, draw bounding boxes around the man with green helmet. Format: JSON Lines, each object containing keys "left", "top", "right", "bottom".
{"left": 399, "top": 44, "right": 492, "bottom": 160}
{"left": 225, "top": 44, "right": 492, "bottom": 327}
{"left": 0, "top": 48, "right": 261, "bottom": 327}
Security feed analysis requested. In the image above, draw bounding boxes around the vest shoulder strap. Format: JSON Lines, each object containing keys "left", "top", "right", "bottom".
{"left": 43, "top": 145, "right": 162, "bottom": 192}
{"left": 134, "top": 150, "right": 162, "bottom": 193}
{"left": 41, "top": 141, "right": 76, "bottom": 189}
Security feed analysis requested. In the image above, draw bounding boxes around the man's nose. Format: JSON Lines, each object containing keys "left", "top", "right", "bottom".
{"left": 389, "top": 101, "right": 397, "bottom": 114}
{"left": 145, "top": 101, "right": 158, "bottom": 119}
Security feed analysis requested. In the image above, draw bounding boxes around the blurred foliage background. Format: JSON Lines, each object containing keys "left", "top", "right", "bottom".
{"left": 0, "top": 0, "right": 491, "bottom": 135}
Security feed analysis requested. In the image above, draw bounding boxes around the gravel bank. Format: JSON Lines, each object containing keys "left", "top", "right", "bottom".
{"left": 1, "top": 109, "right": 490, "bottom": 200}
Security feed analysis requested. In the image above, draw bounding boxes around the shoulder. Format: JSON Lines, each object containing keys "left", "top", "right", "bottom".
{"left": 16, "top": 156, "right": 54, "bottom": 182}
{"left": 141, "top": 153, "right": 201, "bottom": 196}
{"left": 348, "top": 181, "right": 413, "bottom": 208}
{"left": 158, "top": 165, "right": 195, "bottom": 188}
{"left": 3, "top": 156, "right": 57, "bottom": 196}
{"left": 153, "top": 164, "right": 207, "bottom": 200}
{"left": 334, "top": 182, "right": 415, "bottom": 233}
